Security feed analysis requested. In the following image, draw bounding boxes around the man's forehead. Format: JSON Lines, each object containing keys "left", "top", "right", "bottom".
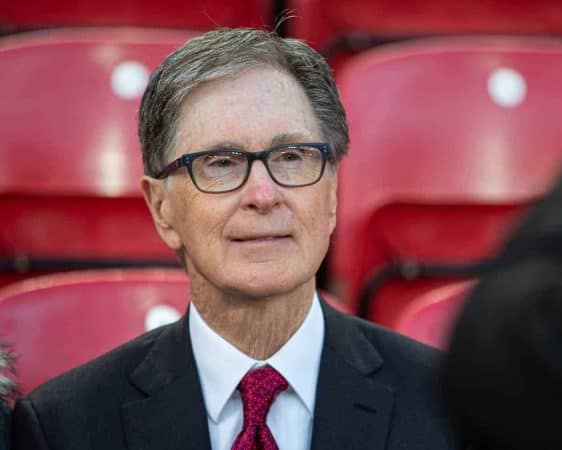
{"left": 172, "top": 69, "right": 323, "bottom": 155}
{"left": 178, "top": 67, "right": 314, "bottom": 115}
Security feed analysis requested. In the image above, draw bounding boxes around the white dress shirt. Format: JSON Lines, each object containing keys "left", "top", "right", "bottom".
{"left": 189, "top": 294, "right": 325, "bottom": 450}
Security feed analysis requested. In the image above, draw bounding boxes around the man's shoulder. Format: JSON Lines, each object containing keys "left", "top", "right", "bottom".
{"left": 12, "top": 321, "right": 187, "bottom": 449}
{"left": 321, "top": 306, "right": 462, "bottom": 449}
{"left": 356, "top": 313, "right": 441, "bottom": 362}
{"left": 332, "top": 307, "right": 441, "bottom": 360}
{"left": 328, "top": 308, "right": 443, "bottom": 385}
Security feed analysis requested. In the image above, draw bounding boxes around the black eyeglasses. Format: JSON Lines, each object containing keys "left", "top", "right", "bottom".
{"left": 156, "top": 142, "right": 332, "bottom": 194}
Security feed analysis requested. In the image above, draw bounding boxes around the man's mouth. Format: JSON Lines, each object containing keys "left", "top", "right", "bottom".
{"left": 232, "top": 234, "right": 292, "bottom": 243}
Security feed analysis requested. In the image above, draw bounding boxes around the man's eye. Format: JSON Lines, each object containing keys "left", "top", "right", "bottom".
{"left": 277, "top": 150, "right": 304, "bottom": 162}
{"left": 283, "top": 152, "right": 301, "bottom": 161}
{"left": 213, "top": 159, "right": 233, "bottom": 167}
{"left": 205, "top": 156, "right": 238, "bottom": 168}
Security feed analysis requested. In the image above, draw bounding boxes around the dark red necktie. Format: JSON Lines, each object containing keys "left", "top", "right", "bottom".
{"left": 231, "top": 366, "right": 289, "bottom": 450}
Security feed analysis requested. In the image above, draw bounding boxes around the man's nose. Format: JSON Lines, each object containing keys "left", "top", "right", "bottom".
{"left": 240, "top": 160, "right": 282, "bottom": 213}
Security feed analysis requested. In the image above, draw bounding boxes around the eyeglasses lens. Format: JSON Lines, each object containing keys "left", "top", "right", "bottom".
{"left": 267, "top": 146, "right": 323, "bottom": 186}
{"left": 192, "top": 152, "right": 248, "bottom": 192}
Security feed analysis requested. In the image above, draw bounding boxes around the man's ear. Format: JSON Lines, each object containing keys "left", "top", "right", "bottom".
{"left": 141, "top": 176, "right": 183, "bottom": 250}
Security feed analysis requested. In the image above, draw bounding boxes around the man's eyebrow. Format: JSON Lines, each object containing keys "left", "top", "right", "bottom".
{"left": 200, "top": 141, "right": 243, "bottom": 151}
{"left": 269, "top": 132, "right": 310, "bottom": 147}
{"left": 198, "top": 133, "right": 312, "bottom": 152}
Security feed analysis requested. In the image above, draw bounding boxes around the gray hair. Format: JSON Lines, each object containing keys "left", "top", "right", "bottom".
{"left": 139, "top": 27, "right": 349, "bottom": 177}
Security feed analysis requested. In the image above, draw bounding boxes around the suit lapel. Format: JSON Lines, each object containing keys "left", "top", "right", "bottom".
{"left": 311, "top": 299, "right": 395, "bottom": 450}
{"left": 121, "top": 310, "right": 212, "bottom": 450}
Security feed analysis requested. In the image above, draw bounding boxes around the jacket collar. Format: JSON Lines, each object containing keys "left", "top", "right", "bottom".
{"left": 310, "top": 298, "right": 394, "bottom": 450}
{"left": 121, "top": 311, "right": 212, "bottom": 450}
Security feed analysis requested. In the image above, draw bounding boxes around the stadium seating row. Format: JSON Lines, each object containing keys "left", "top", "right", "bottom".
{"left": 0, "top": 263, "right": 471, "bottom": 394}
{"left": 2, "top": 30, "right": 562, "bottom": 325}
{"left": 289, "top": 0, "right": 562, "bottom": 52}
{"left": 0, "top": 0, "right": 272, "bottom": 32}
{"left": 0, "top": 29, "right": 186, "bottom": 287}
{"left": 3, "top": 1, "right": 561, "bottom": 42}
{"left": 333, "top": 37, "right": 562, "bottom": 326}
{"left": 0, "top": 269, "right": 349, "bottom": 394}
{"left": 2, "top": 4, "right": 562, "bottom": 391}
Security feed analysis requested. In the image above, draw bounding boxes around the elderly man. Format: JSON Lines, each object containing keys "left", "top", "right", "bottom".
{"left": 12, "top": 28, "right": 461, "bottom": 450}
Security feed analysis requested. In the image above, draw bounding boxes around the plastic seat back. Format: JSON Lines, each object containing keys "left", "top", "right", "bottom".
{"left": 0, "top": 268, "right": 348, "bottom": 394}
{"left": 289, "top": 0, "right": 562, "bottom": 52}
{"left": 0, "top": 28, "right": 197, "bottom": 285}
{"left": 394, "top": 281, "right": 474, "bottom": 349}
{"left": 331, "top": 37, "right": 562, "bottom": 324}
{"left": 356, "top": 202, "right": 528, "bottom": 325}
{"left": 0, "top": 28, "right": 196, "bottom": 196}
{"left": 0, "top": 269, "right": 190, "bottom": 394}
{"left": 0, "top": 1, "right": 271, "bottom": 31}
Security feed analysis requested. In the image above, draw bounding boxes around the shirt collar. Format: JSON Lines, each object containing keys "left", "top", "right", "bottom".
{"left": 189, "top": 293, "right": 325, "bottom": 423}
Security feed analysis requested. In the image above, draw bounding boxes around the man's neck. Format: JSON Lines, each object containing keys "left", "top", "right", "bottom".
{"left": 190, "top": 281, "right": 315, "bottom": 360}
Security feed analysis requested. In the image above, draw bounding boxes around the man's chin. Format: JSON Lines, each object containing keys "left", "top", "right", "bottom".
{"left": 223, "top": 276, "right": 314, "bottom": 302}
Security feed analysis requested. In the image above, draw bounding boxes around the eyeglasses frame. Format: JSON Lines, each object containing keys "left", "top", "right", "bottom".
{"left": 155, "top": 142, "right": 333, "bottom": 194}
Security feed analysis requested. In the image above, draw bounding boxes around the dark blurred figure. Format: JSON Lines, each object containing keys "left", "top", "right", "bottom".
{"left": 0, "top": 345, "right": 17, "bottom": 450}
{"left": 442, "top": 173, "right": 562, "bottom": 450}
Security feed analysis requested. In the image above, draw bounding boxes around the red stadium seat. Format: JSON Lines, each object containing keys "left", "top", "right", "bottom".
{"left": 0, "top": 269, "right": 190, "bottom": 394}
{"left": 332, "top": 37, "right": 562, "bottom": 326}
{"left": 0, "top": 28, "right": 198, "bottom": 286}
{"left": 0, "top": 1, "right": 271, "bottom": 32}
{"left": 289, "top": 0, "right": 562, "bottom": 53}
{"left": 394, "top": 281, "right": 474, "bottom": 349}
{"left": 355, "top": 202, "right": 527, "bottom": 326}
{"left": 0, "top": 268, "right": 348, "bottom": 394}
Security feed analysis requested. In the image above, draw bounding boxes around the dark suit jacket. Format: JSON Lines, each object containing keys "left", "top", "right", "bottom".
{"left": 12, "top": 299, "right": 461, "bottom": 450}
{"left": 0, "top": 400, "right": 10, "bottom": 450}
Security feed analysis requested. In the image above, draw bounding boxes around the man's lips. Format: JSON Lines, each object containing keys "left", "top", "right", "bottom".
{"left": 231, "top": 234, "right": 292, "bottom": 242}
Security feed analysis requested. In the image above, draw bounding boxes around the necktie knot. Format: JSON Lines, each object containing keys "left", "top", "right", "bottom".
{"left": 238, "top": 366, "right": 288, "bottom": 427}
{"left": 231, "top": 367, "right": 288, "bottom": 450}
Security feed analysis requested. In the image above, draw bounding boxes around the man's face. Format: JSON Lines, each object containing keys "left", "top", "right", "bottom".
{"left": 143, "top": 67, "right": 337, "bottom": 300}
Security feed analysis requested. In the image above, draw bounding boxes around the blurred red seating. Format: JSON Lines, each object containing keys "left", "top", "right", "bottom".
{"left": 0, "top": 268, "right": 347, "bottom": 394}
{"left": 0, "top": 1, "right": 271, "bottom": 32}
{"left": 0, "top": 28, "right": 198, "bottom": 285}
{"left": 0, "top": 268, "right": 190, "bottom": 394}
{"left": 394, "top": 281, "right": 474, "bottom": 349}
{"left": 332, "top": 37, "right": 562, "bottom": 326}
{"left": 356, "top": 203, "right": 526, "bottom": 326}
{"left": 289, "top": 0, "right": 562, "bottom": 53}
